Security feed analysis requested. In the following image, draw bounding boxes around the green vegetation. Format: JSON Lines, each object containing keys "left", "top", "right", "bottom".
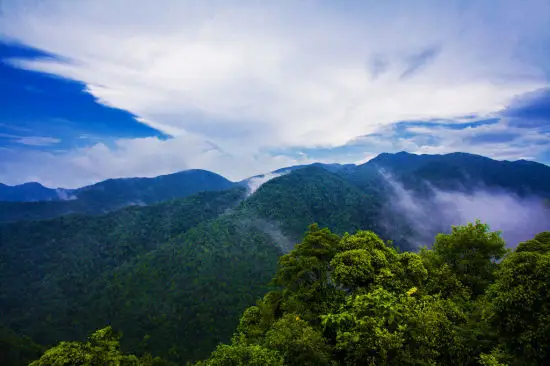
{"left": 0, "top": 187, "right": 250, "bottom": 362}
{"left": 194, "top": 222, "right": 550, "bottom": 365}
{"left": 242, "top": 166, "right": 388, "bottom": 247}
{"left": 0, "top": 166, "right": 414, "bottom": 365}
{"left": 27, "top": 222, "right": 550, "bottom": 365}
{"left": 2, "top": 153, "right": 550, "bottom": 365}
{"left": 0, "top": 325, "right": 45, "bottom": 366}
{"left": 0, "top": 169, "right": 234, "bottom": 222}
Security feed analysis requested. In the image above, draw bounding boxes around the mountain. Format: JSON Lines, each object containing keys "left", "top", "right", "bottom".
{"left": 0, "top": 166, "right": 404, "bottom": 364}
{"left": 0, "top": 169, "right": 235, "bottom": 222}
{"left": 0, "top": 187, "right": 248, "bottom": 362}
{"left": 0, "top": 182, "right": 74, "bottom": 202}
{"left": 362, "top": 151, "right": 550, "bottom": 196}
{"left": 2, "top": 151, "right": 550, "bottom": 365}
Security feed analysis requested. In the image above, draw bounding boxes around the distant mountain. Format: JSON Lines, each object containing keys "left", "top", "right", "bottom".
{"left": 0, "top": 169, "right": 235, "bottom": 222}
{"left": 0, "top": 182, "right": 74, "bottom": 202}
{"left": 361, "top": 151, "right": 550, "bottom": 196}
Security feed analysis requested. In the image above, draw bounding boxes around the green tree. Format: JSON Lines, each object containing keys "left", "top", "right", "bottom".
{"left": 264, "top": 314, "right": 331, "bottom": 366}
{"left": 29, "top": 326, "right": 169, "bottom": 366}
{"left": 273, "top": 224, "right": 344, "bottom": 321}
{"left": 201, "top": 341, "right": 283, "bottom": 366}
{"left": 432, "top": 220, "right": 507, "bottom": 296}
{"left": 485, "top": 242, "right": 550, "bottom": 365}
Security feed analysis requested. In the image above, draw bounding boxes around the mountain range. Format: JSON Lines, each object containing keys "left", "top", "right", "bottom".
{"left": 1, "top": 151, "right": 550, "bottom": 365}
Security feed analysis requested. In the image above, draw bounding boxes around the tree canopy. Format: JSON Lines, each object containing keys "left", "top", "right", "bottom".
{"left": 193, "top": 223, "right": 550, "bottom": 366}
{"left": 17, "top": 222, "right": 550, "bottom": 365}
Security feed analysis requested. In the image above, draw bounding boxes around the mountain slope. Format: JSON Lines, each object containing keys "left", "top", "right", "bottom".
{"left": 2, "top": 152, "right": 550, "bottom": 364}
{"left": 0, "top": 169, "right": 235, "bottom": 222}
{"left": 78, "top": 166, "right": 397, "bottom": 362}
{"left": 362, "top": 151, "right": 550, "bottom": 196}
{"left": 0, "top": 187, "right": 247, "bottom": 348}
{"left": 241, "top": 166, "right": 386, "bottom": 244}
{"left": 0, "top": 182, "right": 73, "bottom": 202}
{"left": 0, "top": 166, "right": 400, "bottom": 365}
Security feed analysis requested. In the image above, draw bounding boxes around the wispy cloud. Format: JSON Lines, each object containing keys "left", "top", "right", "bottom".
{"left": 15, "top": 136, "right": 60, "bottom": 146}
{"left": 381, "top": 172, "right": 550, "bottom": 248}
{"left": 0, "top": 133, "right": 60, "bottom": 146}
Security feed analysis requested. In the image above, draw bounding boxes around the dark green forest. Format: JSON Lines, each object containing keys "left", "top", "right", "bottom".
{"left": 1, "top": 152, "right": 550, "bottom": 365}
{"left": 20, "top": 223, "right": 550, "bottom": 365}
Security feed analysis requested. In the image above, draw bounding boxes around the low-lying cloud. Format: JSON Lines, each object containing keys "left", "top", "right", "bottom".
{"left": 245, "top": 171, "right": 289, "bottom": 196}
{"left": 382, "top": 172, "right": 550, "bottom": 248}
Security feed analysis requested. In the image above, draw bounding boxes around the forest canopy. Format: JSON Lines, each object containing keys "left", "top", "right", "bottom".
{"left": 27, "top": 221, "right": 550, "bottom": 366}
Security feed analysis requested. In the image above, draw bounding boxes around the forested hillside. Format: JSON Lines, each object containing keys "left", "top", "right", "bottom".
{"left": 1, "top": 152, "right": 550, "bottom": 365}
{"left": 0, "top": 169, "right": 234, "bottom": 222}
{"left": 28, "top": 223, "right": 550, "bottom": 366}
{"left": 0, "top": 182, "right": 73, "bottom": 202}
{"left": 0, "top": 165, "right": 407, "bottom": 364}
{"left": 361, "top": 151, "right": 550, "bottom": 196}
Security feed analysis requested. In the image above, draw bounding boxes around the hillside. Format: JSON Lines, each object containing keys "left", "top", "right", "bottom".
{"left": 0, "top": 188, "right": 247, "bottom": 355}
{"left": 0, "top": 169, "right": 235, "bottom": 222}
{"left": 1, "top": 152, "right": 550, "bottom": 365}
{"left": 360, "top": 151, "right": 550, "bottom": 196}
{"left": 0, "top": 182, "right": 73, "bottom": 202}
{"left": 0, "top": 166, "right": 411, "bottom": 364}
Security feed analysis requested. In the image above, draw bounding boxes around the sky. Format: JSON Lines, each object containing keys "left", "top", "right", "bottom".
{"left": 0, "top": 0, "right": 549, "bottom": 188}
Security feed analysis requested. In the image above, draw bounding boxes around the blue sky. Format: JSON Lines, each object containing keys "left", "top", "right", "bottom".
{"left": 0, "top": 0, "right": 549, "bottom": 188}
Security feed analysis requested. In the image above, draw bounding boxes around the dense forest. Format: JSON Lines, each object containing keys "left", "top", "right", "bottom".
{"left": 20, "top": 222, "right": 550, "bottom": 365}
{"left": 1, "top": 152, "right": 550, "bottom": 365}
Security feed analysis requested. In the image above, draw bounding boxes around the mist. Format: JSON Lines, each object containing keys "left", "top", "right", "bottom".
{"left": 382, "top": 173, "right": 550, "bottom": 248}
{"left": 245, "top": 171, "right": 289, "bottom": 196}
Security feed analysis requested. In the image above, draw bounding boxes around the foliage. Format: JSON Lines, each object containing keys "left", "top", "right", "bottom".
{"left": 29, "top": 327, "right": 173, "bottom": 366}
{"left": 0, "top": 188, "right": 253, "bottom": 363}
{"left": 431, "top": 220, "right": 507, "bottom": 296}
{"left": 484, "top": 232, "right": 550, "bottom": 365}
{"left": 3, "top": 155, "right": 550, "bottom": 365}
{"left": 0, "top": 325, "right": 45, "bottom": 366}
{"left": 195, "top": 224, "right": 550, "bottom": 366}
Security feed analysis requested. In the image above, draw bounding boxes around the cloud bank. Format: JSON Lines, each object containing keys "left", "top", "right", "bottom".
{"left": 383, "top": 173, "right": 550, "bottom": 248}
{"left": 0, "top": 0, "right": 549, "bottom": 186}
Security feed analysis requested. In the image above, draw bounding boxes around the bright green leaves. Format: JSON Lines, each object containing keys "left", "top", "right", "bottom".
{"left": 264, "top": 314, "right": 331, "bottom": 366}
{"left": 432, "top": 220, "right": 507, "bottom": 296}
{"left": 337, "top": 230, "right": 389, "bottom": 253}
{"left": 485, "top": 248, "right": 550, "bottom": 365}
{"left": 204, "top": 342, "right": 283, "bottom": 366}
{"left": 29, "top": 326, "right": 141, "bottom": 366}
{"left": 273, "top": 224, "right": 344, "bottom": 321}
{"left": 331, "top": 249, "right": 375, "bottom": 289}
{"left": 322, "top": 288, "right": 461, "bottom": 365}
{"left": 29, "top": 326, "right": 172, "bottom": 366}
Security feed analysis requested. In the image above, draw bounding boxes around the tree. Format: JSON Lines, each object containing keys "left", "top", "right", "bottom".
{"left": 200, "top": 341, "right": 283, "bottom": 366}
{"left": 264, "top": 314, "right": 331, "bottom": 366}
{"left": 432, "top": 220, "right": 507, "bottom": 296}
{"left": 29, "top": 327, "right": 170, "bottom": 366}
{"left": 485, "top": 248, "right": 550, "bottom": 365}
{"left": 273, "top": 224, "right": 344, "bottom": 321}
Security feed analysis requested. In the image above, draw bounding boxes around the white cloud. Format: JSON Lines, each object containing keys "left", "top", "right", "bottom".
{"left": 0, "top": 133, "right": 61, "bottom": 146}
{"left": 0, "top": 0, "right": 549, "bottom": 184}
{"left": 0, "top": 134, "right": 312, "bottom": 188}
{"left": 245, "top": 171, "right": 290, "bottom": 197}
{"left": 15, "top": 136, "right": 61, "bottom": 146}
